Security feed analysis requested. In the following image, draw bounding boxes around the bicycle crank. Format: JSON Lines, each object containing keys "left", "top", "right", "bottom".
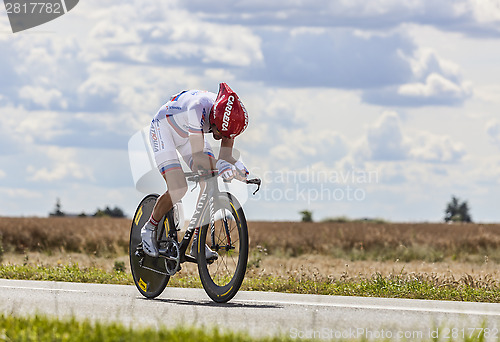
{"left": 159, "top": 239, "right": 181, "bottom": 276}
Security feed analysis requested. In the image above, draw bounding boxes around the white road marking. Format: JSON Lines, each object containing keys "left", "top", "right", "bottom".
{"left": 237, "top": 299, "right": 500, "bottom": 316}
{"left": 0, "top": 285, "right": 86, "bottom": 293}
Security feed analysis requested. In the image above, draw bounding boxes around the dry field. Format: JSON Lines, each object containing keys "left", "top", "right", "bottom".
{"left": 1, "top": 217, "right": 499, "bottom": 281}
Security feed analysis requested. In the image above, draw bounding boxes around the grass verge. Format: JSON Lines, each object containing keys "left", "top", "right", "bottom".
{"left": 1, "top": 264, "right": 498, "bottom": 303}
{"left": 0, "top": 264, "right": 132, "bottom": 284}
{"left": 0, "top": 314, "right": 494, "bottom": 342}
{"left": 0, "top": 314, "right": 286, "bottom": 342}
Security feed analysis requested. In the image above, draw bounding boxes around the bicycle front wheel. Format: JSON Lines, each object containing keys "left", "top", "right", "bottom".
{"left": 197, "top": 192, "right": 248, "bottom": 303}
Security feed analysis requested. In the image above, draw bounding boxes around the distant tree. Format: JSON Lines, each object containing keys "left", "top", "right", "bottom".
{"left": 300, "top": 210, "right": 313, "bottom": 222}
{"left": 109, "top": 206, "right": 125, "bottom": 218}
{"left": 49, "top": 198, "right": 65, "bottom": 217}
{"left": 93, "top": 206, "right": 125, "bottom": 218}
{"left": 445, "top": 196, "right": 472, "bottom": 223}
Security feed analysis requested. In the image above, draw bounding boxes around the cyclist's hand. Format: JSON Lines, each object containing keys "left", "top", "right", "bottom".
{"left": 234, "top": 160, "right": 249, "bottom": 181}
{"left": 216, "top": 159, "right": 235, "bottom": 181}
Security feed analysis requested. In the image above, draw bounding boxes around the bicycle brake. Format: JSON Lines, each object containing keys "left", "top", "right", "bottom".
{"left": 248, "top": 179, "right": 261, "bottom": 195}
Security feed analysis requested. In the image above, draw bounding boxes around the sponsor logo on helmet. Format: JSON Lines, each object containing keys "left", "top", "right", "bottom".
{"left": 221, "top": 95, "right": 234, "bottom": 131}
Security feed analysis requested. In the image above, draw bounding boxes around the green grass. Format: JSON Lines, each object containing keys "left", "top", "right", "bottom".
{"left": 242, "top": 273, "right": 500, "bottom": 302}
{"left": 0, "top": 264, "right": 132, "bottom": 284}
{"left": 1, "top": 264, "right": 498, "bottom": 303}
{"left": 0, "top": 314, "right": 287, "bottom": 342}
{"left": 0, "top": 314, "right": 494, "bottom": 342}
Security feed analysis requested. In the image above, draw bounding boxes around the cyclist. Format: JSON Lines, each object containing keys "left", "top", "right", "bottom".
{"left": 141, "top": 83, "right": 250, "bottom": 259}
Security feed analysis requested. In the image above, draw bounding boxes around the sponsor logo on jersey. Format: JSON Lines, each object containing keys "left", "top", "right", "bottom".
{"left": 201, "top": 108, "right": 206, "bottom": 126}
{"left": 222, "top": 95, "right": 234, "bottom": 131}
{"left": 150, "top": 123, "right": 160, "bottom": 152}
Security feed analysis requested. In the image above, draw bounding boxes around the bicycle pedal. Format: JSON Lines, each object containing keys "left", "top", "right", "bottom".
{"left": 135, "top": 245, "right": 145, "bottom": 257}
{"left": 207, "top": 255, "right": 218, "bottom": 264}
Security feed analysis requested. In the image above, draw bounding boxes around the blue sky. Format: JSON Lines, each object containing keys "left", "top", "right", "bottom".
{"left": 1, "top": 0, "right": 499, "bottom": 222}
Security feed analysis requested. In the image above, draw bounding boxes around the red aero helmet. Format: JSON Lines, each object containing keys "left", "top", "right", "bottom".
{"left": 210, "top": 83, "right": 248, "bottom": 139}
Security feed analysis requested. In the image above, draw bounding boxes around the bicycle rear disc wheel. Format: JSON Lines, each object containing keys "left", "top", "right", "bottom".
{"left": 129, "top": 194, "right": 170, "bottom": 298}
{"left": 197, "top": 193, "right": 248, "bottom": 303}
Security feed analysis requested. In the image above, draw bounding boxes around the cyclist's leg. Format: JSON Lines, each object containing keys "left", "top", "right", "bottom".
{"left": 151, "top": 166, "right": 187, "bottom": 222}
{"left": 141, "top": 118, "right": 188, "bottom": 257}
{"left": 150, "top": 116, "right": 189, "bottom": 221}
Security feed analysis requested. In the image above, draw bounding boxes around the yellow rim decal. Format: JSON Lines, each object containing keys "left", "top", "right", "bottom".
{"left": 219, "top": 286, "right": 233, "bottom": 297}
{"left": 165, "top": 217, "right": 169, "bottom": 230}
{"left": 230, "top": 203, "right": 240, "bottom": 222}
{"left": 138, "top": 278, "right": 147, "bottom": 292}
{"left": 198, "top": 227, "right": 202, "bottom": 254}
{"left": 134, "top": 205, "right": 143, "bottom": 226}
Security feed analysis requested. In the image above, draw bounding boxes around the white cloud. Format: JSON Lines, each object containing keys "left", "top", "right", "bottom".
{"left": 407, "top": 48, "right": 461, "bottom": 81}
{"left": 26, "top": 146, "right": 94, "bottom": 182}
{"left": 18, "top": 86, "right": 68, "bottom": 109}
{"left": 398, "top": 73, "right": 471, "bottom": 100}
{"left": 77, "top": 67, "right": 120, "bottom": 112}
{"left": 397, "top": 48, "right": 472, "bottom": 103}
{"left": 0, "top": 170, "right": 5, "bottom": 179}
{"left": 16, "top": 111, "right": 67, "bottom": 143}
{"left": 269, "top": 129, "right": 347, "bottom": 167}
{"left": 182, "top": 0, "right": 500, "bottom": 36}
{"left": 0, "top": 106, "right": 28, "bottom": 155}
{"left": 0, "top": 31, "right": 86, "bottom": 113}
{"left": 361, "top": 111, "right": 411, "bottom": 161}
{"left": 410, "top": 132, "right": 466, "bottom": 163}
{"left": 89, "top": 21, "right": 141, "bottom": 45}
{"left": 467, "top": 155, "right": 500, "bottom": 187}
{"left": 486, "top": 120, "right": 500, "bottom": 146}
{"left": 470, "top": 0, "right": 500, "bottom": 23}
{"left": 0, "top": 188, "right": 42, "bottom": 199}
{"left": 353, "top": 111, "right": 466, "bottom": 163}
{"left": 363, "top": 48, "right": 472, "bottom": 106}
{"left": 81, "top": 3, "right": 263, "bottom": 68}
{"left": 248, "top": 29, "right": 414, "bottom": 89}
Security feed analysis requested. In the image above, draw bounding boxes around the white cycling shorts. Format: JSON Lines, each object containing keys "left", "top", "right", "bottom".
{"left": 149, "top": 114, "right": 214, "bottom": 175}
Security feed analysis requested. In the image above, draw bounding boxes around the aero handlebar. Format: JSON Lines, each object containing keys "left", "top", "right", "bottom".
{"left": 185, "top": 171, "right": 261, "bottom": 195}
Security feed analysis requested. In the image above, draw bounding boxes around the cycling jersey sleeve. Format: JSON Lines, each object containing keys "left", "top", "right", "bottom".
{"left": 186, "top": 96, "right": 212, "bottom": 135}
{"left": 186, "top": 102, "right": 204, "bottom": 135}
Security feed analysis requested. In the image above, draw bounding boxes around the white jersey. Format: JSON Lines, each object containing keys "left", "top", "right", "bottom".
{"left": 149, "top": 90, "right": 217, "bottom": 174}
{"left": 153, "top": 90, "right": 216, "bottom": 135}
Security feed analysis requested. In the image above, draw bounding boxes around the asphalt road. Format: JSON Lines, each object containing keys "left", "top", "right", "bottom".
{"left": 0, "top": 279, "right": 499, "bottom": 341}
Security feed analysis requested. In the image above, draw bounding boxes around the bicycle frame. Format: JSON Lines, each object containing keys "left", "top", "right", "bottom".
{"left": 157, "top": 173, "right": 220, "bottom": 264}
{"left": 153, "top": 171, "right": 260, "bottom": 267}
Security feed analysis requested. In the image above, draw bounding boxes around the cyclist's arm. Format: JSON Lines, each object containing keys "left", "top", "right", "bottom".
{"left": 218, "top": 137, "right": 237, "bottom": 164}
{"left": 187, "top": 103, "right": 213, "bottom": 171}
{"left": 189, "top": 132, "right": 212, "bottom": 171}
